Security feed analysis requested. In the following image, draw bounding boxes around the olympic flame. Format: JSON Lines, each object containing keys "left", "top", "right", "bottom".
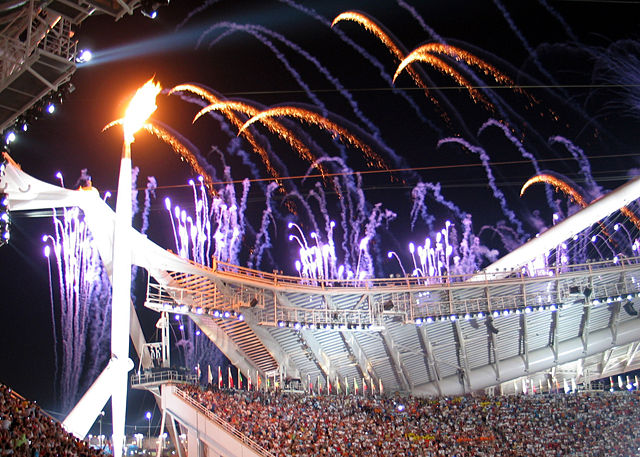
{"left": 123, "top": 78, "right": 162, "bottom": 144}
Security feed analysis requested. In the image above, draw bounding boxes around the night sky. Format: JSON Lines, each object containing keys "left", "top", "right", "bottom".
{"left": 1, "top": 0, "right": 639, "bottom": 433}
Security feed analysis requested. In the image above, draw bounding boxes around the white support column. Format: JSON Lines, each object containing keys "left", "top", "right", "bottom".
{"left": 453, "top": 321, "right": 471, "bottom": 392}
{"left": 380, "top": 326, "right": 411, "bottom": 392}
{"left": 341, "top": 331, "right": 380, "bottom": 387}
{"left": 187, "top": 428, "right": 201, "bottom": 457}
{"left": 416, "top": 325, "right": 442, "bottom": 396}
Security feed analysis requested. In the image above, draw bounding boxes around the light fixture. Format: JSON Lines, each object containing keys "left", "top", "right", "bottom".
{"left": 140, "top": 0, "right": 169, "bottom": 19}
{"left": 0, "top": 193, "right": 9, "bottom": 247}
{"left": 249, "top": 297, "right": 258, "bottom": 307}
{"left": 76, "top": 49, "right": 92, "bottom": 63}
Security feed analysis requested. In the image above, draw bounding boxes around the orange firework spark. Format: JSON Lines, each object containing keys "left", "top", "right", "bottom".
{"left": 520, "top": 173, "right": 621, "bottom": 241}
{"left": 103, "top": 119, "right": 215, "bottom": 195}
{"left": 419, "top": 43, "right": 516, "bottom": 88}
{"left": 520, "top": 174, "right": 587, "bottom": 206}
{"left": 332, "top": 11, "right": 444, "bottom": 117}
{"left": 172, "top": 85, "right": 326, "bottom": 180}
{"left": 395, "top": 43, "right": 522, "bottom": 110}
{"left": 171, "top": 86, "right": 281, "bottom": 182}
{"left": 239, "top": 106, "right": 389, "bottom": 172}
{"left": 620, "top": 207, "right": 640, "bottom": 231}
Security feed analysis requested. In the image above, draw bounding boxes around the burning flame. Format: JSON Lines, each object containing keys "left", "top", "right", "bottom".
{"left": 123, "top": 78, "right": 162, "bottom": 144}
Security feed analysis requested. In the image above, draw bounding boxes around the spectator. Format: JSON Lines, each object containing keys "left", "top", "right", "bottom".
{"left": 182, "top": 383, "right": 640, "bottom": 457}
{"left": 0, "top": 383, "right": 106, "bottom": 457}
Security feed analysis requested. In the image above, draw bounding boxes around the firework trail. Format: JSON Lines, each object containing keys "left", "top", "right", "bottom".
{"left": 592, "top": 40, "right": 640, "bottom": 119}
{"left": 536, "top": 0, "right": 579, "bottom": 43}
{"left": 141, "top": 176, "right": 157, "bottom": 235}
{"left": 492, "top": 0, "right": 560, "bottom": 87}
{"left": 548, "top": 136, "right": 600, "bottom": 196}
{"left": 438, "top": 137, "right": 526, "bottom": 239}
{"left": 520, "top": 172, "right": 588, "bottom": 206}
{"left": 520, "top": 171, "right": 613, "bottom": 249}
{"left": 277, "top": 0, "right": 428, "bottom": 125}
{"left": 177, "top": 85, "right": 332, "bottom": 190}
{"left": 202, "top": 22, "right": 385, "bottom": 142}
{"left": 45, "top": 207, "right": 110, "bottom": 412}
{"left": 44, "top": 246, "right": 57, "bottom": 398}
{"left": 175, "top": 0, "right": 222, "bottom": 31}
{"left": 239, "top": 105, "right": 390, "bottom": 172}
{"left": 248, "top": 182, "right": 280, "bottom": 269}
{"left": 191, "top": 98, "right": 321, "bottom": 179}
{"left": 131, "top": 166, "right": 140, "bottom": 219}
{"left": 479, "top": 118, "right": 557, "bottom": 211}
{"left": 409, "top": 183, "right": 435, "bottom": 231}
{"left": 396, "top": 43, "right": 522, "bottom": 110}
{"left": 522, "top": 172, "right": 640, "bottom": 234}
{"left": 169, "top": 87, "right": 280, "bottom": 185}
{"left": 480, "top": 222, "right": 523, "bottom": 253}
{"left": 332, "top": 11, "right": 442, "bottom": 113}
{"left": 103, "top": 118, "right": 216, "bottom": 194}
{"left": 304, "top": 156, "right": 360, "bottom": 268}
{"left": 394, "top": 1, "right": 521, "bottom": 127}
{"left": 198, "top": 22, "right": 326, "bottom": 116}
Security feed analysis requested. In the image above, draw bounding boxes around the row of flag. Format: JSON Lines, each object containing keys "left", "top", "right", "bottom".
{"left": 195, "top": 363, "right": 384, "bottom": 396}
{"left": 514, "top": 374, "right": 640, "bottom": 394}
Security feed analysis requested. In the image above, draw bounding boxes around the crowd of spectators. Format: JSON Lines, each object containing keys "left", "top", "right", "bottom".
{"left": 0, "top": 383, "right": 105, "bottom": 457}
{"left": 183, "top": 383, "right": 640, "bottom": 457}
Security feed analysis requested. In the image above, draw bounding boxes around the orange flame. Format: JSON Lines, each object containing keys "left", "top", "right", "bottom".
{"left": 123, "top": 78, "right": 162, "bottom": 144}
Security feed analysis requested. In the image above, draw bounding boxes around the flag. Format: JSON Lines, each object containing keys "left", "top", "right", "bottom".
{"left": 228, "top": 366, "right": 234, "bottom": 389}
{"left": 196, "top": 363, "right": 201, "bottom": 383}
{"left": 336, "top": 377, "right": 341, "bottom": 394}
{"left": 218, "top": 366, "right": 222, "bottom": 389}
{"left": 513, "top": 380, "right": 518, "bottom": 393}
{"left": 238, "top": 371, "right": 243, "bottom": 390}
{"left": 379, "top": 378, "right": 383, "bottom": 394}
{"left": 571, "top": 378, "right": 577, "bottom": 392}
{"left": 522, "top": 379, "right": 527, "bottom": 394}
{"left": 207, "top": 365, "right": 213, "bottom": 385}
{"left": 257, "top": 375, "right": 262, "bottom": 390}
{"left": 354, "top": 377, "right": 358, "bottom": 395}
{"left": 345, "top": 376, "right": 349, "bottom": 395}
{"left": 610, "top": 376, "right": 614, "bottom": 388}
{"left": 248, "top": 375, "right": 252, "bottom": 391}
{"left": 563, "top": 378, "right": 569, "bottom": 393}
{"left": 546, "top": 379, "right": 552, "bottom": 392}
{"left": 618, "top": 375, "right": 624, "bottom": 389}
{"left": 362, "top": 378, "right": 367, "bottom": 396}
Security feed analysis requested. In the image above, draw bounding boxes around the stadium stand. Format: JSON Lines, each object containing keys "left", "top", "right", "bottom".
{"left": 183, "top": 384, "right": 640, "bottom": 457}
{"left": 0, "top": 383, "right": 105, "bottom": 457}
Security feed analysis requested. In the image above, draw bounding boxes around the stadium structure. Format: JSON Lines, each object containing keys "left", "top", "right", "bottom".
{"left": 2, "top": 154, "right": 640, "bottom": 457}
{"left": 2, "top": 2, "right": 640, "bottom": 457}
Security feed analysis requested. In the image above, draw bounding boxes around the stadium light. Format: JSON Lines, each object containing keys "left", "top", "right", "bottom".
{"left": 76, "top": 49, "right": 92, "bottom": 63}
